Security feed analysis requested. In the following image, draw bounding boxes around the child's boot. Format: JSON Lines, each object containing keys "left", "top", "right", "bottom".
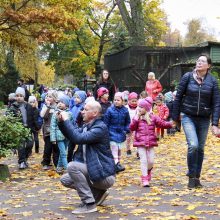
{"left": 141, "top": 176, "right": 150, "bottom": 187}
{"left": 147, "top": 168, "right": 153, "bottom": 181}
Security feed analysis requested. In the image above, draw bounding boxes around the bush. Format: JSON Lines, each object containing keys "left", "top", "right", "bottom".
{"left": 0, "top": 114, "right": 30, "bottom": 158}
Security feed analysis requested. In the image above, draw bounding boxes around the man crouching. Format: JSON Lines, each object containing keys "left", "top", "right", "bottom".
{"left": 57, "top": 100, "right": 116, "bottom": 214}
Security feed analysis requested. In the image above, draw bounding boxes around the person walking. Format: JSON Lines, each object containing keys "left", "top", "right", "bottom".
{"left": 172, "top": 54, "right": 220, "bottom": 189}
{"left": 58, "top": 101, "right": 115, "bottom": 214}
{"left": 130, "top": 97, "right": 173, "bottom": 187}
{"left": 104, "top": 92, "right": 130, "bottom": 173}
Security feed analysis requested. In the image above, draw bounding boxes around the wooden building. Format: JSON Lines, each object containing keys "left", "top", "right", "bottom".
{"left": 104, "top": 41, "right": 220, "bottom": 93}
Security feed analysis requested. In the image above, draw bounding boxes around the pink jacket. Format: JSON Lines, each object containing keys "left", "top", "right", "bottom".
{"left": 130, "top": 114, "right": 172, "bottom": 148}
{"left": 145, "top": 80, "right": 162, "bottom": 100}
{"left": 156, "top": 104, "right": 169, "bottom": 120}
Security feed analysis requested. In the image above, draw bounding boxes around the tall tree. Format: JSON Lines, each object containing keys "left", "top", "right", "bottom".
{"left": 116, "top": 0, "right": 167, "bottom": 45}
{"left": 184, "top": 18, "right": 217, "bottom": 46}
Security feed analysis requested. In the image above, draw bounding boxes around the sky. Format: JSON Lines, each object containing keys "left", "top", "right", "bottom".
{"left": 161, "top": 0, "right": 220, "bottom": 40}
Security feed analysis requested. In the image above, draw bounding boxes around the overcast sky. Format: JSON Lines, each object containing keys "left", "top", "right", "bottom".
{"left": 161, "top": 0, "right": 220, "bottom": 40}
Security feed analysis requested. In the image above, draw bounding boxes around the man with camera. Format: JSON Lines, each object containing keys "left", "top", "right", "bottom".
{"left": 57, "top": 100, "right": 116, "bottom": 214}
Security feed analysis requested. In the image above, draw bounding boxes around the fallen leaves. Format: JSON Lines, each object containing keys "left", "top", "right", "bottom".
{"left": 0, "top": 131, "right": 219, "bottom": 219}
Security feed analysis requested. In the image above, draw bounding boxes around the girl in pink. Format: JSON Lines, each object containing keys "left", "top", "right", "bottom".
{"left": 154, "top": 95, "right": 169, "bottom": 138}
{"left": 130, "top": 97, "right": 173, "bottom": 187}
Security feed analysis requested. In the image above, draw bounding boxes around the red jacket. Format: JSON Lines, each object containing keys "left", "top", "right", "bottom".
{"left": 155, "top": 104, "right": 169, "bottom": 120}
{"left": 130, "top": 114, "right": 172, "bottom": 148}
{"left": 145, "top": 80, "right": 162, "bottom": 100}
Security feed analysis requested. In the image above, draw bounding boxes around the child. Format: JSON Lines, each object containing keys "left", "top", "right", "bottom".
{"left": 28, "top": 95, "right": 41, "bottom": 153}
{"left": 97, "top": 87, "right": 111, "bottom": 115}
{"left": 50, "top": 94, "right": 72, "bottom": 174}
{"left": 68, "top": 90, "right": 87, "bottom": 162}
{"left": 104, "top": 92, "right": 130, "bottom": 173}
{"left": 130, "top": 97, "right": 174, "bottom": 187}
{"left": 125, "top": 92, "right": 138, "bottom": 156}
{"left": 8, "top": 93, "right": 16, "bottom": 108}
{"left": 40, "top": 90, "right": 59, "bottom": 170}
{"left": 154, "top": 95, "right": 169, "bottom": 139}
{"left": 7, "top": 87, "right": 39, "bottom": 169}
{"left": 139, "top": 91, "right": 148, "bottom": 99}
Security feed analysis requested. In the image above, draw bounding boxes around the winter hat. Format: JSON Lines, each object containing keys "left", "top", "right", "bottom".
{"left": 15, "top": 87, "right": 25, "bottom": 97}
{"left": 155, "top": 95, "right": 163, "bottom": 101}
{"left": 164, "top": 91, "right": 173, "bottom": 103}
{"left": 97, "top": 87, "right": 109, "bottom": 98}
{"left": 128, "top": 92, "right": 138, "bottom": 100}
{"left": 8, "top": 93, "right": 16, "bottom": 100}
{"left": 73, "top": 87, "right": 80, "bottom": 93}
{"left": 28, "top": 95, "right": 37, "bottom": 103}
{"left": 47, "top": 90, "right": 58, "bottom": 102}
{"left": 138, "top": 97, "right": 153, "bottom": 112}
{"left": 75, "top": 90, "right": 87, "bottom": 103}
{"left": 114, "top": 92, "right": 124, "bottom": 100}
{"left": 58, "top": 93, "right": 70, "bottom": 107}
{"left": 85, "top": 96, "right": 95, "bottom": 105}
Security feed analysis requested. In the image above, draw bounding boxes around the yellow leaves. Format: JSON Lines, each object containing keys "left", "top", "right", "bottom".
{"left": 47, "top": 170, "right": 60, "bottom": 178}
{"left": 0, "top": 209, "right": 7, "bottom": 217}
{"left": 21, "top": 211, "right": 32, "bottom": 216}
{"left": 130, "top": 208, "right": 147, "bottom": 215}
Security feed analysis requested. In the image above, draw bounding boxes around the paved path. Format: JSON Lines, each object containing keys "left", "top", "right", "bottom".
{"left": 0, "top": 132, "right": 220, "bottom": 220}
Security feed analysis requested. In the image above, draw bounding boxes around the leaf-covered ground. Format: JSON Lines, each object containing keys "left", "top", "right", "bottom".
{"left": 0, "top": 131, "right": 220, "bottom": 220}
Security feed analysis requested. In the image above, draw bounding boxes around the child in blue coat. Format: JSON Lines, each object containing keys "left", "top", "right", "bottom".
{"left": 104, "top": 92, "right": 130, "bottom": 173}
{"left": 50, "top": 93, "right": 72, "bottom": 174}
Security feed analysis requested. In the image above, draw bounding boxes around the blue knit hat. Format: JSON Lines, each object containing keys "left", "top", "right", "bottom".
{"left": 58, "top": 94, "right": 70, "bottom": 107}
{"left": 75, "top": 90, "right": 87, "bottom": 103}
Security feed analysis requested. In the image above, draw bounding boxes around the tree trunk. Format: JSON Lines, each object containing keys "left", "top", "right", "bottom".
{"left": 0, "top": 164, "right": 10, "bottom": 182}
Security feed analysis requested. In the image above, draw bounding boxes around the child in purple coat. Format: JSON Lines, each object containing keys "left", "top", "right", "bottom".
{"left": 130, "top": 97, "right": 174, "bottom": 187}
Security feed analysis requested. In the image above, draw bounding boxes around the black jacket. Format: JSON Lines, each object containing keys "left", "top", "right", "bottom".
{"left": 172, "top": 71, "right": 220, "bottom": 126}
{"left": 7, "top": 102, "right": 40, "bottom": 131}
{"left": 93, "top": 81, "right": 116, "bottom": 101}
{"left": 59, "top": 118, "right": 116, "bottom": 182}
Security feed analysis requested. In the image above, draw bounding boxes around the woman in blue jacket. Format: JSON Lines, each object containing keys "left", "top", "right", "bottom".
{"left": 172, "top": 54, "right": 220, "bottom": 189}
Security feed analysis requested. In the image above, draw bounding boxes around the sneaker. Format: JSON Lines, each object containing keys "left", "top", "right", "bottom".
{"left": 141, "top": 176, "right": 150, "bottom": 187}
{"left": 43, "top": 165, "right": 51, "bottom": 170}
{"left": 56, "top": 167, "right": 63, "bottom": 174}
{"left": 188, "top": 177, "right": 196, "bottom": 189}
{"left": 195, "top": 178, "right": 203, "bottom": 188}
{"left": 126, "top": 150, "right": 132, "bottom": 156}
{"left": 72, "top": 203, "right": 97, "bottom": 214}
{"left": 96, "top": 190, "right": 109, "bottom": 206}
{"left": 115, "top": 163, "right": 125, "bottom": 173}
{"left": 18, "top": 162, "right": 28, "bottom": 169}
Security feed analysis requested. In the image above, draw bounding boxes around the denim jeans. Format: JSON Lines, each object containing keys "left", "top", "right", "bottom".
{"left": 57, "top": 140, "right": 69, "bottom": 169}
{"left": 181, "top": 113, "right": 210, "bottom": 178}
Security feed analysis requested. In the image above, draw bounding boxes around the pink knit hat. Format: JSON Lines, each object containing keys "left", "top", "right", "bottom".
{"left": 97, "top": 87, "right": 109, "bottom": 98}
{"left": 128, "top": 92, "right": 138, "bottom": 100}
{"left": 138, "top": 97, "right": 153, "bottom": 112}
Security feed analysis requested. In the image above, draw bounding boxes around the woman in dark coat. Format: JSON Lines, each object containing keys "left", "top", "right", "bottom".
{"left": 93, "top": 69, "right": 116, "bottom": 101}
{"left": 172, "top": 54, "right": 220, "bottom": 189}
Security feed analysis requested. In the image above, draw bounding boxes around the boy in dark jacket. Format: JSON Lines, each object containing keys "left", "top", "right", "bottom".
{"left": 7, "top": 87, "right": 40, "bottom": 169}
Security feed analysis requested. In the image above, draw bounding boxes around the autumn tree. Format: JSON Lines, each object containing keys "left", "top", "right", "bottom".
{"left": 116, "top": 0, "right": 167, "bottom": 45}
{"left": 0, "top": 0, "right": 88, "bottom": 84}
{"left": 162, "top": 26, "right": 183, "bottom": 46}
{"left": 184, "top": 18, "right": 217, "bottom": 46}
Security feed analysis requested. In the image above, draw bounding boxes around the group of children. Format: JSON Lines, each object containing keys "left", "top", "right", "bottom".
{"left": 12, "top": 84, "right": 220, "bottom": 188}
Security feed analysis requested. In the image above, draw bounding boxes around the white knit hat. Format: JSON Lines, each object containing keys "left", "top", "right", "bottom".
{"left": 28, "top": 95, "right": 37, "bottom": 103}
{"left": 15, "top": 87, "right": 25, "bottom": 97}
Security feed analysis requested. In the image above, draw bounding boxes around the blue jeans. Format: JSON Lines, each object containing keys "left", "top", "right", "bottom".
{"left": 57, "top": 140, "right": 69, "bottom": 169}
{"left": 181, "top": 113, "right": 210, "bottom": 178}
